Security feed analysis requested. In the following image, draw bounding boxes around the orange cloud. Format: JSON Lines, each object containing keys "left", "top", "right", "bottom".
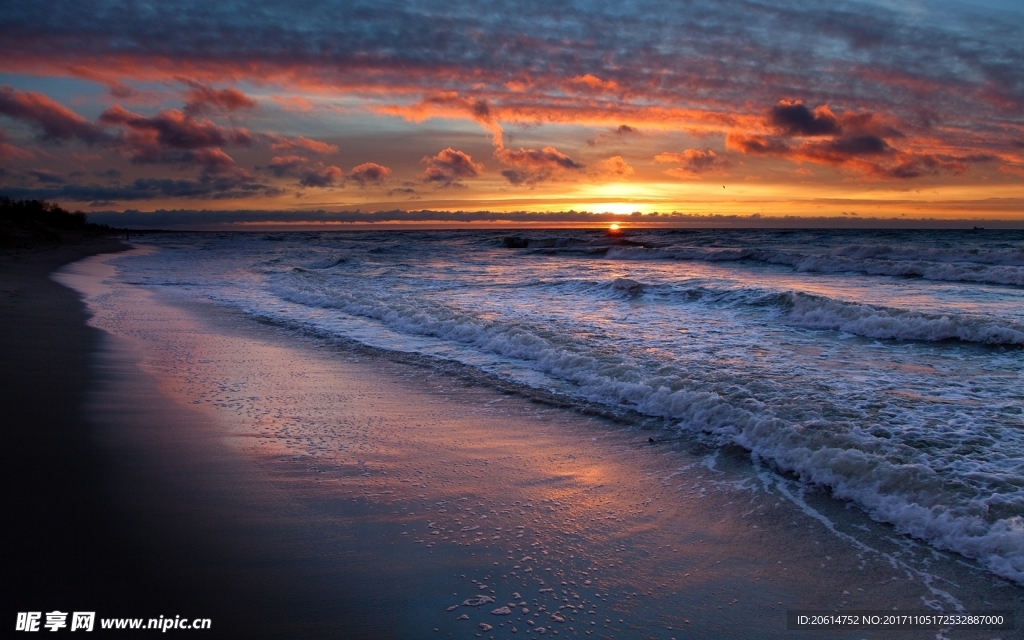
{"left": 0, "top": 86, "right": 110, "bottom": 144}
{"left": 267, "top": 134, "right": 338, "bottom": 154}
{"left": 596, "top": 156, "right": 634, "bottom": 177}
{"left": 381, "top": 92, "right": 504, "bottom": 145}
{"left": 569, "top": 74, "right": 619, "bottom": 93}
{"left": 182, "top": 82, "right": 258, "bottom": 116}
{"left": 270, "top": 95, "right": 317, "bottom": 112}
{"left": 349, "top": 162, "right": 391, "bottom": 185}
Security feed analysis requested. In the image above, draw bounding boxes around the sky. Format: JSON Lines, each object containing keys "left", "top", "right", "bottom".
{"left": 0, "top": 0, "right": 1022, "bottom": 226}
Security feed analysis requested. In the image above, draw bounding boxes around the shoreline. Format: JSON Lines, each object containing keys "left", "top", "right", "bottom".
{"left": 5, "top": 241, "right": 1022, "bottom": 638}
{"left": 1, "top": 239, "right": 145, "bottom": 611}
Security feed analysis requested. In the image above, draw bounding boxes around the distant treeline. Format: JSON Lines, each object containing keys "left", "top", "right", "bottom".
{"left": 1, "top": 198, "right": 117, "bottom": 247}
{"left": 0, "top": 197, "right": 89, "bottom": 229}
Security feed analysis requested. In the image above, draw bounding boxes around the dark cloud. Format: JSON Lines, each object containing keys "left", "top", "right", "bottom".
{"left": 421, "top": 148, "right": 484, "bottom": 187}
{"left": 725, "top": 133, "right": 791, "bottom": 156}
{"left": 655, "top": 149, "right": 727, "bottom": 175}
{"left": 298, "top": 165, "right": 343, "bottom": 188}
{"left": 265, "top": 154, "right": 307, "bottom": 177}
{"left": 0, "top": 0, "right": 1019, "bottom": 194}
{"left": 0, "top": 130, "right": 35, "bottom": 162}
{"left": 100, "top": 105, "right": 250, "bottom": 155}
{"left": 827, "top": 135, "right": 889, "bottom": 156}
{"left": 726, "top": 100, "right": 989, "bottom": 180}
{"left": 0, "top": 86, "right": 110, "bottom": 144}
{"left": 182, "top": 82, "right": 258, "bottom": 116}
{"left": 0, "top": 176, "right": 282, "bottom": 203}
{"left": 2, "top": 0, "right": 1020, "bottom": 127}
{"left": 884, "top": 153, "right": 994, "bottom": 179}
{"left": 29, "top": 169, "right": 66, "bottom": 184}
{"left": 76, "top": 208, "right": 1024, "bottom": 231}
{"left": 94, "top": 168, "right": 121, "bottom": 180}
{"left": 495, "top": 146, "right": 583, "bottom": 185}
{"left": 769, "top": 101, "right": 841, "bottom": 137}
{"left": 264, "top": 154, "right": 352, "bottom": 188}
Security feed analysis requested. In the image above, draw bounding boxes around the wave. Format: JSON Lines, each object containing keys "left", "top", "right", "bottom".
{"left": 305, "top": 256, "right": 348, "bottom": 269}
{"left": 259, "top": 270, "right": 1024, "bottom": 583}
{"left": 603, "top": 246, "right": 1024, "bottom": 287}
{"left": 536, "top": 276, "right": 1024, "bottom": 346}
{"left": 829, "top": 243, "right": 1024, "bottom": 267}
{"left": 776, "top": 291, "right": 1024, "bottom": 345}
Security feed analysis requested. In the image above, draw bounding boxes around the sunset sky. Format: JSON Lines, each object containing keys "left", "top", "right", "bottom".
{"left": 1, "top": 0, "right": 1022, "bottom": 225}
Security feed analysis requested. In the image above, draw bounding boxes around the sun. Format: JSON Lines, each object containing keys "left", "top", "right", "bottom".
{"left": 609, "top": 223, "right": 620, "bottom": 231}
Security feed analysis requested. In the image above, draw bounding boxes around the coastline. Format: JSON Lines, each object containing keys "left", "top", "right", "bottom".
{"left": 2, "top": 240, "right": 333, "bottom": 636}
{"left": 5, "top": 240, "right": 1022, "bottom": 638}
{"left": 1, "top": 239, "right": 143, "bottom": 611}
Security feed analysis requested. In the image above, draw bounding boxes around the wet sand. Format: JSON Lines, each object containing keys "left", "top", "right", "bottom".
{"left": 7, "top": 244, "right": 1021, "bottom": 638}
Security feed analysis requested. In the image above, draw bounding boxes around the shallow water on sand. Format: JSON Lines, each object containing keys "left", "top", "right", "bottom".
{"left": 107, "top": 229, "right": 1024, "bottom": 586}
{"left": 54, "top": 249, "right": 1024, "bottom": 639}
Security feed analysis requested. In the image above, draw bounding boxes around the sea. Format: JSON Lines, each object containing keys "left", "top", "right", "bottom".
{"left": 105, "top": 226, "right": 1024, "bottom": 586}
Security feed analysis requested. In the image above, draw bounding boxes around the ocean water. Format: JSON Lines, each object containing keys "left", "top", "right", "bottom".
{"left": 112, "top": 227, "right": 1024, "bottom": 584}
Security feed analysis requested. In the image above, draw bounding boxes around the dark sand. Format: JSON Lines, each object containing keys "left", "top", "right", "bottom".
{"left": 2, "top": 240, "right": 348, "bottom": 636}
{"left": 2, "top": 239, "right": 140, "bottom": 610}
{"left": 5, "top": 241, "right": 1022, "bottom": 639}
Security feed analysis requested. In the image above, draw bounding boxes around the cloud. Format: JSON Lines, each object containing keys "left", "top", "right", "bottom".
{"left": 587, "top": 124, "right": 643, "bottom": 146}
{"left": 298, "top": 165, "right": 344, "bottom": 188}
{"left": 384, "top": 92, "right": 504, "bottom": 145}
{"left": 596, "top": 156, "right": 634, "bottom": 178}
{"left": 182, "top": 82, "right": 258, "bottom": 116}
{"left": 799, "top": 135, "right": 892, "bottom": 165}
{"left": 0, "top": 0, "right": 1018, "bottom": 198}
{"left": 266, "top": 134, "right": 337, "bottom": 154}
{"left": 421, "top": 148, "right": 484, "bottom": 187}
{"left": 495, "top": 146, "right": 584, "bottom": 185}
{"left": 100, "top": 105, "right": 251, "bottom": 154}
{"left": 0, "top": 176, "right": 282, "bottom": 204}
{"left": 726, "top": 133, "right": 791, "bottom": 156}
{"left": 0, "top": 86, "right": 110, "bottom": 144}
{"left": 769, "top": 101, "right": 841, "bottom": 137}
{"left": 725, "top": 100, "right": 989, "bottom": 179}
{"left": 79, "top": 208, "right": 1024, "bottom": 231}
{"left": 387, "top": 186, "right": 419, "bottom": 197}
{"left": 270, "top": 95, "right": 317, "bottom": 112}
{"left": 29, "top": 169, "right": 66, "bottom": 184}
{"left": 184, "top": 147, "right": 243, "bottom": 176}
{"left": 882, "top": 153, "right": 994, "bottom": 179}
{"left": 266, "top": 155, "right": 308, "bottom": 177}
{"left": 0, "top": 131, "right": 35, "bottom": 162}
{"left": 98, "top": 105, "right": 252, "bottom": 175}
{"left": 569, "top": 74, "right": 619, "bottom": 93}
{"left": 265, "top": 154, "right": 371, "bottom": 188}
{"left": 348, "top": 162, "right": 391, "bottom": 186}
{"left": 654, "top": 148, "right": 727, "bottom": 175}
{"left": 65, "top": 65, "right": 139, "bottom": 99}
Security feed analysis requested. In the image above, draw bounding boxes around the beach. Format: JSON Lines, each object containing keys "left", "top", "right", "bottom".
{"left": 3, "top": 234, "right": 1019, "bottom": 638}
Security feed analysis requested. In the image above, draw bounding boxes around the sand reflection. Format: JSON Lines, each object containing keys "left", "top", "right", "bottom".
{"left": 67, "top": 250, "right": 1024, "bottom": 639}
